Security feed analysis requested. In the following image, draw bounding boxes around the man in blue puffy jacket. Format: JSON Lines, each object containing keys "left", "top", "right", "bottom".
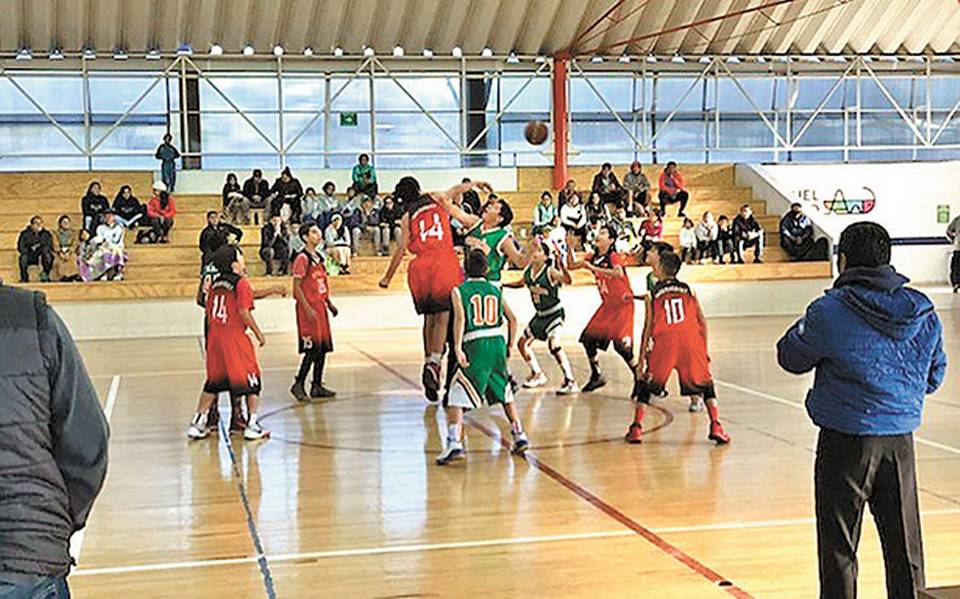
{"left": 777, "top": 222, "right": 946, "bottom": 599}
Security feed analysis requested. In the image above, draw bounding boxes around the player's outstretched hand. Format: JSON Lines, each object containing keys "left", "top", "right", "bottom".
{"left": 474, "top": 181, "right": 494, "bottom": 195}
{"left": 456, "top": 349, "right": 470, "bottom": 368}
{"left": 328, "top": 304, "right": 339, "bottom": 317}
{"left": 378, "top": 277, "right": 390, "bottom": 289}
{"left": 273, "top": 285, "right": 286, "bottom": 297}
{"left": 255, "top": 331, "right": 266, "bottom": 347}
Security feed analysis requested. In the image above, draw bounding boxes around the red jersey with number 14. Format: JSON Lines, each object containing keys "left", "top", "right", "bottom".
{"left": 207, "top": 274, "right": 254, "bottom": 334}
{"left": 408, "top": 202, "right": 456, "bottom": 257}
{"left": 590, "top": 249, "right": 633, "bottom": 305}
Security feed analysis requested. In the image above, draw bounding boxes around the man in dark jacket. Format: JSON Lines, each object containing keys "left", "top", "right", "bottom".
{"left": 242, "top": 169, "right": 270, "bottom": 210}
{"left": 260, "top": 214, "right": 290, "bottom": 276}
{"left": 17, "top": 216, "right": 55, "bottom": 282}
{"left": 780, "top": 203, "right": 828, "bottom": 261}
{"left": 267, "top": 167, "right": 304, "bottom": 223}
{"left": 591, "top": 162, "right": 625, "bottom": 208}
{"left": 0, "top": 284, "right": 109, "bottom": 597}
{"left": 732, "top": 204, "right": 764, "bottom": 264}
{"left": 776, "top": 222, "right": 946, "bottom": 599}
{"left": 198, "top": 211, "right": 243, "bottom": 267}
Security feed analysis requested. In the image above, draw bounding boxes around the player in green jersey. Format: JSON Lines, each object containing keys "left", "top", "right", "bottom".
{"left": 437, "top": 249, "right": 530, "bottom": 465}
{"left": 504, "top": 237, "right": 578, "bottom": 394}
{"left": 438, "top": 193, "right": 528, "bottom": 284}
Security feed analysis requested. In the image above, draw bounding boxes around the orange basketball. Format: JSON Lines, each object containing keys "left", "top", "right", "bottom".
{"left": 524, "top": 120, "right": 549, "bottom": 145}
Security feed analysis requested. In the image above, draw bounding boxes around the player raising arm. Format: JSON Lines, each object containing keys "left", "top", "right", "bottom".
{"left": 436, "top": 193, "right": 528, "bottom": 285}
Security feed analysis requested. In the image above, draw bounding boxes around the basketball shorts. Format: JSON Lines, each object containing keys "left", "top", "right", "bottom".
{"left": 408, "top": 254, "right": 463, "bottom": 315}
{"left": 580, "top": 301, "right": 634, "bottom": 350}
{"left": 296, "top": 304, "right": 334, "bottom": 354}
{"left": 447, "top": 336, "right": 514, "bottom": 409}
{"left": 526, "top": 306, "right": 565, "bottom": 342}
{"left": 646, "top": 336, "right": 715, "bottom": 399}
{"left": 204, "top": 330, "right": 262, "bottom": 396}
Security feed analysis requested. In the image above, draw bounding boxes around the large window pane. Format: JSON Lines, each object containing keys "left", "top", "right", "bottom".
{"left": 201, "top": 113, "right": 279, "bottom": 152}
{"left": 330, "top": 77, "right": 370, "bottom": 111}
{"left": 283, "top": 114, "right": 325, "bottom": 154}
{"left": 860, "top": 76, "right": 913, "bottom": 110}
{"left": 653, "top": 117, "right": 705, "bottom": 150}
{"left": 200, "top": 77, "right": 278, "bottom": 112}
{"left": 501, "top": 77, "right": 550, "bottom": 113}
{"left": 9, "top": 76, "right": 83, "bottom": 114}
{"left": 375, "top": 112, "right": 459, "bottom": 150}
{"left": 570, "top": 77, "right": 632, "bottom": 113}
{"left": 282, "top": 78, "right": 325, "bottom": 111}
{"left": 718, "top": 116, "right": 775, "bottom": 148}
{"left": 655, "top": 77, "right": 703, "bottom": 112}
{"left": 792, "top": 113, "right": 844, "bottom": 147}
{"left": 794, "top": 78, "right": 845, "bottom": 110}
{"left": 89, "top": 76, "right": 169, "bottom": 113}
{"left": 375, "top": 77, "right": 460, "bottom": 111}
{"left": 717, "top": 78, "right": 775, "bottom": 111}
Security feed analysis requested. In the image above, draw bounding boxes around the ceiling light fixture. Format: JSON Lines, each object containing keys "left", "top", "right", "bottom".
{"left": 452, "top": 46, "right": 463, "bottom": 58}
{"left": 481, "top": 47, "right": 494, "bottom": 58}
{"left": 49, "top": 48, "right": 65, "bottom": 61}
{"left": 333, "top": 46, "right": 344, "bottom": 57}
{"left": 303, "top": 47, "right": 314, "bottom": 57}
{"left": 210, "top": 44, "right": 224, "bottom": 56}
{"left": 393, "top": 46, "right": 404, "bottom": 57}
{"left": 273, "top": 45, "right": 284, "bottom": 56}
{"left": 242, "top": 45, "right": 255, "bottom": 56}
{"left": 422, "top": 48, "right": 434, "bottom": 58}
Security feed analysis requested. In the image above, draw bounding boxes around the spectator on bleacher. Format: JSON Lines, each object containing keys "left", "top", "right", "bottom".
{"left": 558, "top": 178, "right": 581, "bottom": 209}
{"left": 111, "top": 185, "right": 145, "bottom": 230}
{"left": 155, "top": 133, "right": 180, "bottom": 192}
{"left": 679, "top": 217, "right": 698, "bottom": 264}
{"left": 301, "top": 187, "right": 330, "bottom": 226}
{"left": 733, "top": 204, "right": 763, "bottom": 264}
{"left": 461, "top": 178, "right": 482, "bottom": 215}
{"left": 946, "top": 213, "right": 960, "bottom": 292}
{"left": 716, "top": 215, "right": 735, "bottom": 264}
{"left": 91, "top": 210, "right": 126, "bottom": 280}
{"left": 315, "top": 182, "right": 339, "bottom": 227}
{"left": 242, "top": 169, "right": 270, "bottom": 210}
{"left": 351, "top": 196, "right": 384, "bottom": 256}
{"left": 559, "top": 190, "right": 587, "bottom": 247}
{"left": 352, "top": 153, "right": 378, "bottom": 199}
{"left": 533, "top": 191, "right": 558, "bottom": 235}
{"left": 591, "top": 163, "right": 624, "bottom": 208}
{"left": 268, "top": 167, "right": 305, "bottom": 223}
{"left": 200, "top": 211, "right": 243, "bottom": 267}
{"left": 222, "top": 173, "right": 250, "bottom": 225}
{"left": 585, "top": 192, "right": 611, "bottom": 226}
{"left": 144, "top": 182, "right": 176, "bottom": 244}
{"left": 695, "top": 211, "right": 719, "bottom": 264}
{"left": 81, "top": 181, "right": 110, "bottom": 234}
{"left": 622, "top": 161, "right": 651, "bottom": 215}
{"left": 340, "top": 184, "right": 364, "bottom": 216}
{"left": 53, "top": 215, "right": 81, "bottom": 282}
{"left": 17, "top": 216, "right": 54, "bottom": 283}
{"left": 780, "top": 203, "right": 828, "bottom": 262}
{"left": 639, "top": 208, "right": 664, "bottom": 252}
{"left": 260, "top": 214, "right": 290, "bottom": 277}
{"left": 658, "top": 161, "right": 689, "bottom": 218}
{"left": 379, "top": 195, "right": 403, "bottom": 254}
{"left": 324, "top": 213, "right": 352, "bottom": 274}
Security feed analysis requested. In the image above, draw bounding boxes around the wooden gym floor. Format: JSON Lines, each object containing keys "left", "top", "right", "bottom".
{"left": 67, "top": 310, "right": 960, "bottom": 598}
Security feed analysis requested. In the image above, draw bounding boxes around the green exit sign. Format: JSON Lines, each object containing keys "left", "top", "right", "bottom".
{"left": 339, "top": 112, "right": 358, "bottom": 127}
{"left": 937, "top": 204, "right": 950, "bottom": 224}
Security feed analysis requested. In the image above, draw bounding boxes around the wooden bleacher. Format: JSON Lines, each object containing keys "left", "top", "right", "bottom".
{"left": 2, "top": 165, "right": 830, "bottom": 302}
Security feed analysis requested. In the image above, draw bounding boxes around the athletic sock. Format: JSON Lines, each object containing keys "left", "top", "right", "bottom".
{"left": 526, "top": 351, "right": 542, "bottom": 375}
{"left": 511, "top": 420, "right": 524, "bottom": 434}
{"left": 554, "top": 349, "right": 574, "bottom": 381}
{"left": 295, "top": 353, "right": 313, "bottom": 385}
{"left": 193, "top": 412, "right": 208, "bottom": 427}
{"left": 311, "top": 351, "right": 327, "bottom": 388}
{"left": 427, "top": 352, "right": 441, "bottom": 365}
{"left": 589, "top": 359, "right": 601, "bottom": 379}
{"left": 633, "top": 403, "right": 646, "bottom": 424}
{"left": 447, "top": 422, "right": 463, "bottom": 443}
{"left": 706, "top": 402, "right": 720, "bottom": 423}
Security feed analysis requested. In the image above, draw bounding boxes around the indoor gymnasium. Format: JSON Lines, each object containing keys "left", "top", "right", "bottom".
{"left": 2, "top": 1, "right": 960, "bottom": 598}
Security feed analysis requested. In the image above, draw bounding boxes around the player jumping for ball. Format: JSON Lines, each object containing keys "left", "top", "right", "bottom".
{"left": 188, "top": 246, "right": 270, "bottom": 441}
{"left": 437, "top": 249, "right": 530, "bottom": 465}
{"left": 438, "top": 194, "right": 528, "bottom": 286}
{"left": 628, "top": 251, "right": 731, "bottom": 445}
{"left": 503, "top": 237, "right": 578, "bottom": 394}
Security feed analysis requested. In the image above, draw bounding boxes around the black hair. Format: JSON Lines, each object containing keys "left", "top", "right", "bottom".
{"left": 395, "top": 176, "right": 422, "bottom": 210}
{"left": 660, "top": 251, "right": 682, "bottom": 278}
{"left": 305, "top": 187, "right": 316, "bottom": 195}
{"left": 206, "top": 210, "right": 218, "bottom": 219}
{"left": 359, "top": 153, "right": 369, "bottom": 162}
{"left": 86, "top": 181, "right": 101, "bottom": 195}
{"left": 541, "top": 191, "right": 552, "bottom": 199}
{"left": 113, "top": 185, "right": 132, "bottom": 203}
{"left": 652, "top": 241, "right": 675, "bottom": 255}
{"left": 666, "top": 161, "right": 677, "bottom": 169}
{"left": 838, "top": 222, "right": 891, "bottom": 269}
{"left": 791, "top": 202, "right": 802, "bottom": 209}
{"left": 741, "top": 203, "right": 751, "bottom": 210}
{"left": 226, "top": 173, "right": 237, "bottom": 184}
{"left": 497, "top": 199, "right": 514, "bottom": 226}
{"left": 281, "top": 166, "right": 293, "bottom": 178}
{"left": 58, "top": 214, "right": 70, "bottom": 227}
{"left": 462, "top": 177, "right": 472, "bottom": 183}
{"left": 600, "top": 224, "right": 618, "bottom": 240}
{"left": 299, "top": 222, "right": 318, "bottom": 242}
{"left": 322, "top": 181, "right": 335, "bottom": 192}
{"left": 253, "top": 169, "right": 262, "bottom": 177}
{"left": 717, "top": 214, "right": 729, "bottom": 222}
{"left": 30, "top": 214, "right": 42, "bottom": 225}
{"left": 464, "top": 248, "right": 488, "bottom": 278}
{"left": 601, "top": 162, "right": 612, "bottom": 169}
{"left": 212, "top": 245, "right": 240, "bottom": 273}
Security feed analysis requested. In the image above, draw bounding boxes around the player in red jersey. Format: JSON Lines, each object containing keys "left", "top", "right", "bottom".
{"left": 379, "top": 176, "right": 493, "bottom": 401}
{"left": 628, "top": 251, "right": 730, "bottom": 445}
{"left": 187, "top": 246, "right": 270, "bottom": 441}
{"left": 568, "top": 224, "right": 639, "bottom": 392}
{"left": 290, "top": 222, "right": 338, "bottom": 402}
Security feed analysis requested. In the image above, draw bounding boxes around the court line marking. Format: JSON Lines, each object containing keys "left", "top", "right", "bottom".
{"left": 71, "top": 507, "right": 960, "bottom": 578}
{"left": 88, "top": 361, "right": 427, "bottom": 380}
{"left": 70, "top": 374, "right": 120, "bottom": 566}
{"left": 715, "top": 379, "right": 960, "bottom": 457}
{"left": 351, "top": 345, "right": 753, "bottom": 599}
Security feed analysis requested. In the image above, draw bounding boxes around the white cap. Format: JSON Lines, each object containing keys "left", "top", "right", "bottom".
{"left": 153, "top": 180, "right": 167, "bottom": 192}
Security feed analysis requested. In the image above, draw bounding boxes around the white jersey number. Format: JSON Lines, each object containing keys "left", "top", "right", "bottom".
{"left": 663, "top": 297, "right": 685, "bottom": 325}
{"left": 470, "top": 294, "right": 500, "bottom": 327}
{"left": 211, "top": 294, "right": 229, "bottom": 323}
{"left": 419, "top": 214, "right": 444, "bottom": 243}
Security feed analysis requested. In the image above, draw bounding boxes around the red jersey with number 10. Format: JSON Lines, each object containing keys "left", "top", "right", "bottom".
{"left": 590, "top": 249, "right": 633, "bottom": 305}
{"left": 650, "top": 279, "right": 705, "bottom": 343}
{"left": 206, "top": 274, "right": 254, "bottom": 334}
{"left": 408, "top": 201, "right": 456, "bottom": 257}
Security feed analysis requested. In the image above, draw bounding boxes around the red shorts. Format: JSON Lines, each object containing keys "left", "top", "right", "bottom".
{"left": 297, "top": 304, "right": 334, "bottom": 354}
{"left": 646, "top": 334, "right": 715, "bottom": 398}
{"left": 204, "top": 330, "right": 262, "bottom": 396}
{"left": 580, "top": 301, "right": 635, "bottom": 350}
{"left": 408, "top": 253, "right": 463, "bottom": 315}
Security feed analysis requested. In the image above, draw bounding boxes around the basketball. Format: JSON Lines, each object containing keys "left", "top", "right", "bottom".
{"left": 524, "top": 120, "right": 549, "bottom": 145}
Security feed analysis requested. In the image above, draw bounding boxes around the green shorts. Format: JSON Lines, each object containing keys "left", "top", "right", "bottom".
{"left": 526, "top": 306, "right": 565, "bottom": 342}
{"left": 448, "top": 336, "right": 513, "bottom": 408}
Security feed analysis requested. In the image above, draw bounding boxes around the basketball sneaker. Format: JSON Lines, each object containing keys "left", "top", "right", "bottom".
{"left": 244, "top": 419, "right": 270, "bottom": 441}
{"left": 708, "top": 421, "right": 731, "bottom": 445}
{"left": 229, "top": 411, "right": 247, "bottom": 434}
{"left": 511, "top": 430, "right": 530, "bottom": 455}
{"left": 522, "top": 372, "right": 547, "bottom": 389}
{"left": 187, "top": 414, "right": 210, "bottom": 440}
{"left": 436, "top": 440, "right": 465, "bottom": 465}
{"left": 688, "top": 396, "right": 704, "bottom": 412}
{"left": 310, "top": 384, "right": 336, "bottom": 399}
{"left": 422, "top": 362, "right": 441, "bottom": 403}
{"left": 625, "top": 422, "right": 643, "bottom": 444}
{"left": 557, "top": 379, "right": 580, "bottom": 395}
{"left": 290, "top": 380, "right": 309, "bottom": 403}
{"left": 206, "top": 404, "right": 221, "bottom": 433}
{"left": 582, "top": 374, "right": 606, "bottom": 393}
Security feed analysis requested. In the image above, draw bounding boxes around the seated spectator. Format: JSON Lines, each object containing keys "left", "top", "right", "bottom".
{"left": 81, "top": 181, "right": 110, "bottom": 234}
{"left": 639, "top": 208, "right": 664, "bottom": 254}
{"left": 947, "top": 213, "right": 960, "bottom": 292}
{"left": 585, "top": 192, "right": 611, "bottom": 226}
{"left": 612, "top": 207, "right": 640, "bottom": 254}
{"left": 112, "top": 185, "right": 145, "bottom": 229}
{"left": 780, "top": 202, "right": 828, "bottom": 261}
{"left": 351, "top": 196, "right": 383, "bottom": 256}
{"left": 339, "top": 184, "right": 363, "bottom": 218}
{"left": 352, "top": 153, "right": 378, "bottom": 199}
{"left": 559, "top": 191, "right": 587, "bottom": 247}
{"left": 679, "top": 217, "right": 698, "bottom": 264}
{"left": 268, "top": 167, "right": 304, "bottom": 222}
{"left": 658, "top": 161, "right": 689, "bottom": 218}
{"left": 301, "top": 187, "right": 325, "bottom": 225}
{"left": 591, "top": 162, "right": 624, "bottom": 208}
{"left": 716, "top": 215, "right": 735, "bottom": 264}
{"left": 325, "top": 213, "right": 352, "bottom": 274}
{"left": 91, "top": 210, "right": 126, "bottom": 280}
{"left": 242, "top": 169, "right": 270, "bottom": 210}
{"left": 77, "top": 229, "right": 115, "bottom": 282}
{"left": 379, "top": 195, "right": 403, "bottom": 254}
{"left": 315, "top": 182, "right": 339, "bottom": 228}
{"left": 533, "top": 191, "right": 558, "bottom": 235}
{"left": 17, "top": 215, "right": 54, "bottom": 283}
{"left": 223, "top": 173, "right": 250, "bottom": 225}
{"left": 622, "top": 161, "right": 651, "bottom": 215}
{"left": 199, "top": 211, "right": 243, "bottom": 267}
{"left": 695, "top": 211, "right": 720, "bottom": 264}
{"left": 461, "top": 178, "right": 481, "bottom": 215}
{"left": 558, "top": 178, "right": 581, "bottom": 209}
{"left": 142, "top": 181, "right": 176, "bottom": 244}
{"left": 52, "top": 215, "right": 81, "bottom": 282}
{"left": 733, "top": 204, "right": 764, "bottom": 264}
{"left": 260, "top": 214, "right": 290, "bottom": 276}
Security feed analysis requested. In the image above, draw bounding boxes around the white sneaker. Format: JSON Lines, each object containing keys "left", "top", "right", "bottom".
{"left": 187, "top": 415, "right": 209, "bottom": 440}
{"left": 436, "top": 439, "right": 465, "bottom": 465}
{"left": 243, "top": 419, "right": 270, "bottom": 440}
{"left": 511, "top": 430, "right": 530, "bottom": 455}
{"left": 522, "top": 372, "right": 548, "bottom": 388}
{"left": 688, "top": 396, "right": 704, "bottom": 413}
{"left": 557, "top": 379, "right": 580, "bottom": 395}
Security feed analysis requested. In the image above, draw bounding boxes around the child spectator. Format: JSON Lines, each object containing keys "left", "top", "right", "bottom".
{"left": 92, "top": 210, "right": 126, "bottom": 280}
{"left": 301, "top": 187, "right": 325, "bottom": 225}
{"left": 695, "top": 211, "right": 719, "bottom": 263}
{"left": 259, "top": 214, "right": 290, "bottom": 276}
{"left": 716, "top": 215, "right": 735, "bottom": 264}
{"left": 585, "top": 192, "right": 611, "bottom": 226}
{"left": 144, "top": 182, "right": 176, "bottom": 244}
{"left": 53, "top": 215, "right": 81, "bottom": 282}
{"left": 81, "top": 181, "right": 110, "bottom": 234}
{"left": 557, "top": 179, "right": 581, "bottom": 209}
{"left": 733, "top": 204, "right": 764, "bottom": 264}
{"left": 559, "top": 191, "right": 587, "bottom": 248}
{"left": 679, "top": 217, "right": 698, "bottom": 264}
{"left": 112, "top": 185, "right": 145, "bottom": 229}
{"left": 324, "top": 214, "right": 352, "bottom": 274}
{"left": 591, "top": 163, "right": 624, "bottom": 208}
{"left": 533, "top": 191, "right": 557, "bottom": 235}
{"left": 223, "top": 173, "right": 250, "bottom": 225}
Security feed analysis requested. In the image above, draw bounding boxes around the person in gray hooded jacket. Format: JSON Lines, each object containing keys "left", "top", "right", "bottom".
{"left": 0, "top": 284, "right": 109, "bottom": 598}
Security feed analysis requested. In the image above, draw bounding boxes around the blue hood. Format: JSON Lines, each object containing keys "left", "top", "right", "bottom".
{"left": 829, "top": 266, "right": 934, "bottom": 341}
